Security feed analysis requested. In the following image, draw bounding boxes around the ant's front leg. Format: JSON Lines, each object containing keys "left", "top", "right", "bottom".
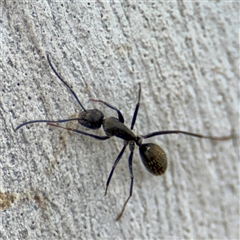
{"left": 47, "top": 123, "right": 110, "bottom": 140}
{"left": 89, "top": 99, "right": 124, "bottom": 123}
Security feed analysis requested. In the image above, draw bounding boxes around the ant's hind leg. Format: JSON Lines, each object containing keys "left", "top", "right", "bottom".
{"left": 115, "top": 143, "right": 135, "bottom": 221}
{"left": 105, "top": 143, "right": 128, "bottom": 196}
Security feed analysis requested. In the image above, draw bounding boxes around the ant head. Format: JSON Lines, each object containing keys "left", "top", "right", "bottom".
{"left": 78, "top": 109, "right": 104, "bottom": 129}
{"left": 139, "top": 143, "right": 167, "bottom": 175}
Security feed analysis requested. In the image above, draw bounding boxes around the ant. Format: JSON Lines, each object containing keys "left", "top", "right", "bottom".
{"left": 15, "top": 55, "right": 233, "bottom": 221}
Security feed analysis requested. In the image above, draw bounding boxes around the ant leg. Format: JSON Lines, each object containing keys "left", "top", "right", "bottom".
{"left": 130, "top": 83, "right": 141, "bottom": 130}
{"left": 47, "top": 123, "right": 110, "bottom": 140}
{"left": 89, "top": 99, "right": 124, "bottom": 123}
{"left": 105, "top": 142, "right": 128, "bottom": 196}
{"left": 15, "top": 118, "right": 80, "bottom": 132}
{"left": 142, "top": 130, "right": 233, "bottom": 141}
{"left": 116, "top": 143, "right": 135, "bottom": 221}
{"left": 47, "top": 54, "right": 86, "bottom": 111}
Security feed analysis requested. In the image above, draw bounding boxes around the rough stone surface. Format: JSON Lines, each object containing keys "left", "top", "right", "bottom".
{"left": 1, "top": 2, "right": 238, "bottom": 239}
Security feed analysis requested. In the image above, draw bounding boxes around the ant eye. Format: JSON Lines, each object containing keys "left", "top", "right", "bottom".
{"left": 139, "top": 143, "right": 168, "bottom": 175}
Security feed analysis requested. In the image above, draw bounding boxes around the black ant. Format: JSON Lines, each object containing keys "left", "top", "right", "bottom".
{"left": 15, "top": 55, "right": 233, "bottom": 221}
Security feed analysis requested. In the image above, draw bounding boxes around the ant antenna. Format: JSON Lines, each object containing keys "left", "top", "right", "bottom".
{"left": 46, "top": 54, "right": 86, "bottom": 111}
{"left": 15, "top": 55, "right": 89, "bottom": 132}
{"left": 15, "top": 118, "right": 80, "bottom": 132}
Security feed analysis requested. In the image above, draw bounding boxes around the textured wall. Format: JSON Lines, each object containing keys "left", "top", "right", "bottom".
{"left": 1, "top": 2, "right": 238, "bottom": 239}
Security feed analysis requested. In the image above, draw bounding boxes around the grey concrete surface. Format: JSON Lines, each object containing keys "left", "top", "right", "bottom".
{"left": 1, "top": 2, "right": 239, "bottom": 239}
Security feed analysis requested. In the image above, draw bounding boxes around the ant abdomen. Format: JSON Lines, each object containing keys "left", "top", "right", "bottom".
{"left": 139, "top": 143, "right": 168, "bottom": 175}
{"left": 78, "top": 109, "right": 104, "bottom": 129}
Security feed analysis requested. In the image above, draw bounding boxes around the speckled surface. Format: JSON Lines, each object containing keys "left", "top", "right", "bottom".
{"left": 1, "top": 2, "right": 238, "bottom": 239}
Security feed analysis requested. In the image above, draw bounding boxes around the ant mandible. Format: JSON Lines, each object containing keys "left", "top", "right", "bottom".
{"left": 15, "top": 54, "right": 232, "bottom": 221}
